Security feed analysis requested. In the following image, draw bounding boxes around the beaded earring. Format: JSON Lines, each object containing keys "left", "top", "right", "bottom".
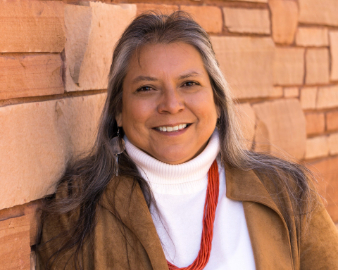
{"left": 111, "top": 127, "right": 125, "bottom": 176}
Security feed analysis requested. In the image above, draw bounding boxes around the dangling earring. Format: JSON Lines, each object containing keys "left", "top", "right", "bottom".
{"left": 111, "top": 127, "right": 125, "bottom": 176}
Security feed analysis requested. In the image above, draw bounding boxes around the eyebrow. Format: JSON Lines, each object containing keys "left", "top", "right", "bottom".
{"left": 132, "top": 71, "right": 202, "bottom": 84}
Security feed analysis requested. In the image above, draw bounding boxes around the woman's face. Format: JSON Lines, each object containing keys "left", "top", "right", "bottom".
{"left": 116, "top": 42, "right": 219, "bottom": 164}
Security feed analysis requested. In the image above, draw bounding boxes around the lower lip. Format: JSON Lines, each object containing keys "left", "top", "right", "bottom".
{"left": 154, "top": 125, "right": 190, "bottom": 136}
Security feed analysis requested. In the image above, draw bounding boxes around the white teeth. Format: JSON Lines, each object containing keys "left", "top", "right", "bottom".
{"left": 158, "top": 124, "right": 188, "bottom": 132}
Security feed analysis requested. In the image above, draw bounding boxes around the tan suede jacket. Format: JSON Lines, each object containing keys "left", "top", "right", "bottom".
{"left": 37, "top": 166, "right": 338, "bottom": 270}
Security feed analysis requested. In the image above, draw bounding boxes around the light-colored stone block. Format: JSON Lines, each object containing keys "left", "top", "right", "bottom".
{"left": 223, "top": 7, "right": 270, "bottom": 34}
{"left": 65, "top": 3, "right": 136, "bottom": 92}
{"left": 181, "top": 5, "right": 222, "bottom": 33}
{"left": 270, "top": 87, "right": 283, "bottom": 98}
{"left": 0, "top": 215, "right": 30, "bottom": 269}
{"left": 300, "top": 87, "right": 317, "bottom": 110}
{"left": 253, "top": 99, "right": 306, "bottom": 160}
{"left": 230, "top": 0, "right": 267, "bottom": 2}
{"left": 326, "top": 111, "right": 338, "bottom": 131}
{"left": 296, "top": 27, "right": 329, "bottom": 47}
{"left": 317, "top": 85, "right": 338, "bottom": 109}
{"left": 253, "top": 119, "right": 271, "bottom": 153}
{"left": 269, "top": 0, "right": 298, "bottom": 44}
{"left": 137, "top": 4, "right": 178, "bottom": 15}
{"left": 305, "top": 136, "right": 329, "bottom": 159}
{"left": 329, "top": 133, "right": 338, "bottom": 155}
{"left": 0, "top": 1, "right": 65, "bottom": 52}
{"left": 274, "top": 47, "right": 305, "bottom": 85}
{"left": 0, "top": 55, "right": 64, "bottom": 100}
{"left": 330, "top": 31, "right": 338, "bottom": 81}
{"left": 305, "top": 112, "right": 325, "bottom": 135}
{"left": 211, "top": 36, "right": 274, "bottom": 99}
{"left": 306, "top": 48, "right": 330, "bottom": 85}
{"left": 284, "top": 87, "right": 299, "bottom": 98}
{"left": 0, "top": 93, "right": 106, "bottom": 210}
{"left": 235, "top": 103, "right": 256, "bottom": 150}
{"left": 299, "top": 0, "right": 338, "bottom": 26}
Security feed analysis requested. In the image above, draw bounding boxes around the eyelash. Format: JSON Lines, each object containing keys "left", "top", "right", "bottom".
{"left": 136, "top": 86, "right": 153, "bottom": 92}
{"left": 136, "top": 81, "right": 200, "bottom": 92}
{"left": 182, "top": 81, "right": 200, "bottom": 87}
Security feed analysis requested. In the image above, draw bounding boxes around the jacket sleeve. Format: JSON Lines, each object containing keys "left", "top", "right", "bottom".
{"left": 300, "top": 200, "right": 338, "bottom": 269}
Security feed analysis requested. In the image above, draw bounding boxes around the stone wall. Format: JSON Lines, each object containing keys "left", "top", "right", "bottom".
{"left": 0, "top": 0, "right": 337, "bottom": 268}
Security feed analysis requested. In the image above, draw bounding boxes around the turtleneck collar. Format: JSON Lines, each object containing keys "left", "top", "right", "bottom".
{"left": 124, "top": 130, "right": 220, "bottom": 195}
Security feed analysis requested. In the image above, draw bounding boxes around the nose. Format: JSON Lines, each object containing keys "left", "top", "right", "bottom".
{"left": 157, "top": 86, "right": 185, "bottom": 114}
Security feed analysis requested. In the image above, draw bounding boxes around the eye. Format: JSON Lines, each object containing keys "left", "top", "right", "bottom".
{"left": 182, "top": 81, "right": 200, "bottom": 87}
{"left": 136, "top": 85, "right": 154, "bottom": 92}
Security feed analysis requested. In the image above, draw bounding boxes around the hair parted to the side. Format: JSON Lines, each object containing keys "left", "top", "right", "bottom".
{"left": 38, "top": 11, "right": 316, "bottom": 269}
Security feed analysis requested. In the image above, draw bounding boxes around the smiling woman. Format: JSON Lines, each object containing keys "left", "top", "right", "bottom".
{"left": 36, "top": 11, "right": 338, "bottom": 270}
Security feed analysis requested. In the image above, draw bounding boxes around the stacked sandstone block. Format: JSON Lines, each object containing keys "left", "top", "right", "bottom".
{"left": 0, "top": 0, "right": 338, "bottom": 268}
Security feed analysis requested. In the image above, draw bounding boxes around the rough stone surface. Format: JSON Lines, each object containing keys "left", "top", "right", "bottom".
{"left": 234, "top": 0, "right": 267, "bottom": 2}
{"left": 326, "top": 111, "right": 338, "bottom": 131}
{"left": 284, "top": 87, "right": 299, "bottom": 98}
{"left": 0, "top": 1, "right": 65, "bottom": 53}
{"left": 137, "top": 3, "right": 178, "bottom": 15}
{"left": 253, "top": 118, "right": 271, "bottom": 153}
{"left": 305, "top": 136, "right": 329, "bottom": 159}
{"left": 296, "top": 27, "right": 329, "bottom": 47}
{"left": 269, "top": 0, "right": 298, "bottom": 44}
{"left": 253, "top": 99, "right": 306, "bottom": 160}
{"left": 235, "top": 103, "right": 256, "bottom": 150}
{"left": 274, "top": 47, "right": 305, "bottom": 86}
{"left": 299, "top": 0, "right": 338, "bottom": 26}
{"left": 305, "top": 48, "right": 330, "bottom": 85}
{"left": 0, "top": 94, "right": 106, "bottom": 210}
{"left": 329, "top": 133, "right": 338, "bottom": 155}
{"left": 65, "top": 3, "right": 136, "bottom": 91}
{"left": 330, "top": 31, "right": 338, "bottom": 81}
{"left": 300, "top": 87, "right": 317, "bottom": 110}
{"left": 0, "top": 215, "right": 30, "bottom": 269}
{"left": 0, "top": 55, "right": 64, "bottom": 100}
{"left": 309, "top": 156, "right": 338, "bottom": 222}
{"left": 223, "top": 7, "right": 270, "bottom": 34}
{"left": 317, "top": 85, "right": 338, "bottom": 109}
{"left": 181, "top": 5, "right": 222, "bottom": 33}
{"left": 270, "top": 87, "right": 283, "bottom": 98}
{"left": 211, "top": 36, "right": 274, "bottom": 99}
{"left": 305, "top": 112, "right": 325, "bottom": 135}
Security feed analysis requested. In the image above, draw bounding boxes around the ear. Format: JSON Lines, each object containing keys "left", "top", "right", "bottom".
{"left": 115, "top": 113, "right": 123, "bottom": 127}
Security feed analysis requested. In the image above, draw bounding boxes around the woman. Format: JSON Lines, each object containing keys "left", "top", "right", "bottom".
{"left": 36, "top": 12, "right": 338, "bottom": 269}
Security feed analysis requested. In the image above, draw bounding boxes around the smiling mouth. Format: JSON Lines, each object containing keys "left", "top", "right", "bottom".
{"left": 154, "top": 123, "right": 191, "bottom": 132}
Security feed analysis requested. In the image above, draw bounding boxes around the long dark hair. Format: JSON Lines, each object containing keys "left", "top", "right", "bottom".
{"left": 38, "top": 11, "right": 316, "bottom": 269}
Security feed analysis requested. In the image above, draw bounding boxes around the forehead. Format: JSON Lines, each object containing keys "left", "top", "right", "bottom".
{"left": 126, "top": 42, "right": 207, "bottom": 77}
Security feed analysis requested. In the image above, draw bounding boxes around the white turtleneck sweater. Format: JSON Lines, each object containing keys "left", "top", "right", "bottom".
{"left": 125, "top": 131, "right": 255, "bottom": 269}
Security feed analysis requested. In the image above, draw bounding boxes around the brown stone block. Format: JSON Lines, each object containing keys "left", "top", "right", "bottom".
{"left": 296, "top": 27, "right": 329, "bottom": 47}
{"left": 300, "top": 87, "right": 317, "bottom": 110}
{"left": 0, "top": 1, "right": 65, "bottom": 53}
{"left": 305, "top": 112, "right": 325, "bottom": 135}
{"left": 330, "top": 31, "right": 338, "bottom": 81}
{"left": 223, "top": 7, "right": 270, "bottom": 34}
{"left": 328, "top": 133, "right": 338, "bottom": 155}
{"left": 65, "top": 3, "right": 136, "bottom": 91}
{"left": 326, "top": 111, "right": 338, "bottom": 131}
{"left": 0, "top": 93, "right": 106, "bottom": 210}
{"left": 284, "top": 87, "right": 299, "bottom": 98}
{"left": 309, "top": 156, "right": 338, "bottom": 222}
{"left": 270, "top": 86, "right": 283, "bottom": 98}
{"left": 235, "top": 103, "right": 256, "bottom": 150}
{"left": 299, "top": 0, "right": 338, "bottom": 27}
{"left": 269, "top": 0, "right": 298, "bottom": 45}
{"left": 181, "top": 5, "right": 222, "bottom": 33}
{"left": 317, "top": 85, "right": 338, "bottom": 109}
{"left": 253, "top": 99, "right": 306, "bottom": 160}
{"left": 305, "top": 48, "right": 330, "bottom": 85}
{"left": 305, "top": 136, "right": 329, "bottom": 160}
{"left": 274, "top": 47, "right": 305, "bottom": 86}
{"left": 137, "top": 4, "right": 178, "bottom": 15}
{"left": 0, "top": 54, "right": 64, "bottom": 100}
{"left": 211, "top": 36, "right": 274, "bottom": 99}
{"left": 253, "top": 119, "right": 271, "bottom": 153}
{"left": 0, "top": 215, "right": 30, "bottom": 269}
{"left": 232, "top": 0, "right": 267, "bottom": 2}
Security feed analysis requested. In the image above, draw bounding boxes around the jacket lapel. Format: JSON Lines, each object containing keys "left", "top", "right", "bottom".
{"left": 225, "top": 166, "right": 295, "bottom": 270}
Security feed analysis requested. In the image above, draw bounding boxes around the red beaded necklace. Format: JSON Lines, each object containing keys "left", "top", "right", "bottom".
{"left": 167, "top": 160, "right": 220, "bottom": 270}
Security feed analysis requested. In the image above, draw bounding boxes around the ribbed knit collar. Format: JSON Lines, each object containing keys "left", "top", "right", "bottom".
{"left": 125, "top": 130, "right": 220, "bottom": 195}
